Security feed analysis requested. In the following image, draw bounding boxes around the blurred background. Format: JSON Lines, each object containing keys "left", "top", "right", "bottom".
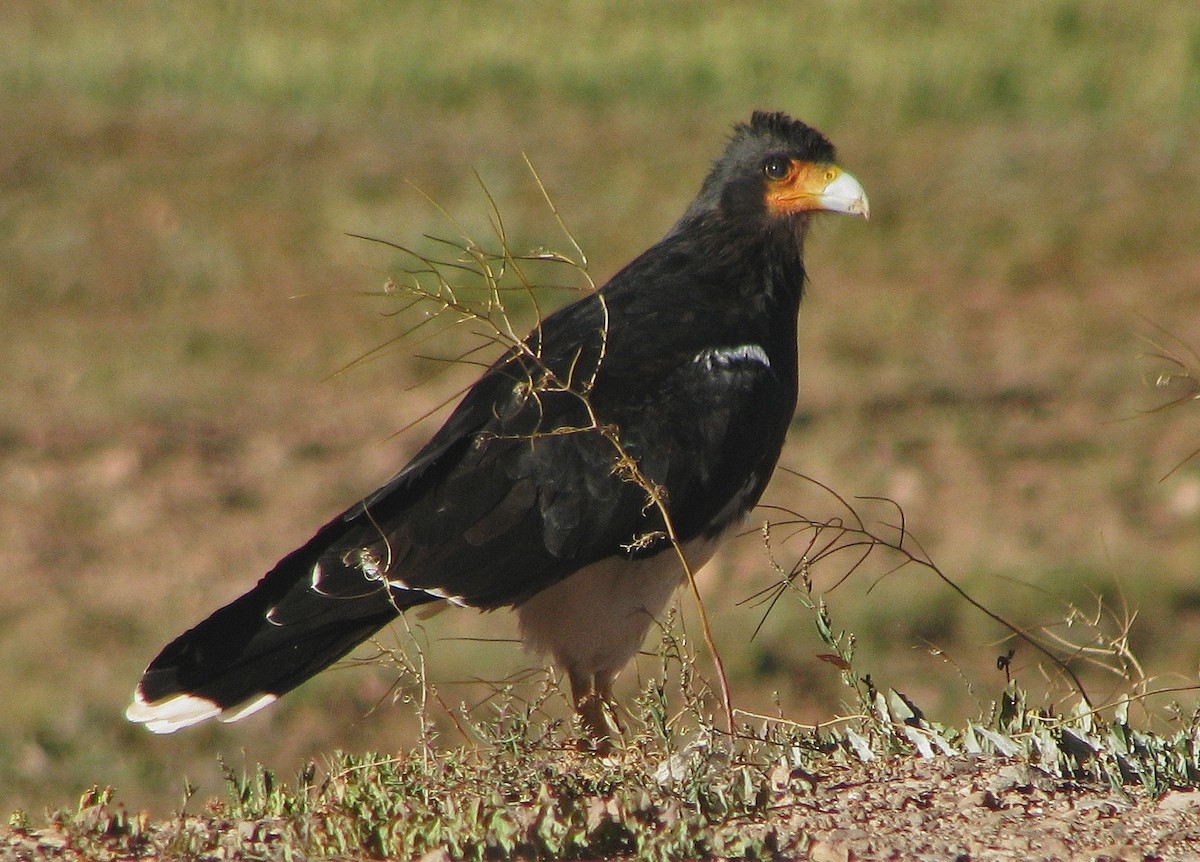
{"left": 3, "top": 1, "right": 1200, "bottom": 814}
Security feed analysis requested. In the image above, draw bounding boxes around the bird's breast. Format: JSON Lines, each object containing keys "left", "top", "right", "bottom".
{"left": 516, "top": 534, "right": 723, "bottom": 678}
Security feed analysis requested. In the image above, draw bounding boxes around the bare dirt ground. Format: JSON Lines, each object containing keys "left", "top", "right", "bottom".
{"left": 4, "top": 756, "right": 1200, "bottom": 861}
{"left": 792, "top": 757, "right": 1200, "bottom": 862}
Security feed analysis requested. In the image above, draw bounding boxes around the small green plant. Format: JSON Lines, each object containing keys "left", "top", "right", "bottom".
{"left": 731, "top": 471, "right": 1200, "bottom": 801}
{"left": 11, "top": 578, "right": 1200, "bottom": 860}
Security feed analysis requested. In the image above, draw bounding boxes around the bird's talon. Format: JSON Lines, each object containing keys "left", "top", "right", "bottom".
{"left": 576, "top": 692, "right": 623, "bottom": 753}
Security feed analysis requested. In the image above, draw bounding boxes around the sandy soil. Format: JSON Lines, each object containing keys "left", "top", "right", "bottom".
{"left": 788, "top": 756, "right": 1200, "bottom": 861}
{"left": 5, "top": 755, "right": 1200, "bottom": 860}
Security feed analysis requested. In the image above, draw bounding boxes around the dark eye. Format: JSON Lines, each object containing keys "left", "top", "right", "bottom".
{"left": 763, "top": 156, "right": 791, "bottom": 180}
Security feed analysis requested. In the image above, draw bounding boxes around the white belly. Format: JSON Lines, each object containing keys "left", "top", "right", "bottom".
{"left": 516, "top": 538, "right": 720, "bottom": 681}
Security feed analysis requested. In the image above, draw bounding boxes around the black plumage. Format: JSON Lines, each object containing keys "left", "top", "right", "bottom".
{"left": 128, "top": 111, "right": 868, "bottom": 738}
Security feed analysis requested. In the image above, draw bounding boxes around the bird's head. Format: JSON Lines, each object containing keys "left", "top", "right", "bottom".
{"left": 674, "top": 111, "right": 869, "bottom": 237}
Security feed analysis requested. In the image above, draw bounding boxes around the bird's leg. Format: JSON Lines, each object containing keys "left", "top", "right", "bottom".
{"left": 568, "top": 668, "right": 619, "bottom": 752}
{"left": 594, "top": 669, "right": 625, "bottom": 734}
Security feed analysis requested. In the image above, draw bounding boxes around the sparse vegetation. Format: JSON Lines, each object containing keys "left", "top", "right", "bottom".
{"left": 4, "top": 1, "right": 1200, "bottom": 856}
{"left": 8, "top": 596, "right": 1200, "bottom": 859}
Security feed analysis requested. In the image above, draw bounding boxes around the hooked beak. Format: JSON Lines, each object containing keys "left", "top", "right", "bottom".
{"left": 766, "top": 162, "right": 870, "bottom": 220}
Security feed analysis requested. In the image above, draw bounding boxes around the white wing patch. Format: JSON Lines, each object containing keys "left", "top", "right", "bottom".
{"left": 693, "top": 343, "right": 770, "bottom": 372}
{"left": 422, "top": 586, "right": 469, "bottom": 607}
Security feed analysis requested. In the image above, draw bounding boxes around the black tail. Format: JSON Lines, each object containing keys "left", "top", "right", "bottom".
{"left": 127, "top": 518, "right": 436, "bottom": 733}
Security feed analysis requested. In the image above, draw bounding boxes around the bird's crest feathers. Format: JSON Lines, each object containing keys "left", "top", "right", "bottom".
{"left": 734, "top": 111, "right": 837, "bottom": 163}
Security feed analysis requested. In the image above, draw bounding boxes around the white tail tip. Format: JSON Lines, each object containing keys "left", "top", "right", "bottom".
{"left": 126, "top": 689, "right": 278, "bottom": 734}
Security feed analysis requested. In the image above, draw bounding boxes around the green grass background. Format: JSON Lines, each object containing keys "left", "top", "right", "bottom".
{"left": 3, "top": 0, "right": 1200, "bottom": 814}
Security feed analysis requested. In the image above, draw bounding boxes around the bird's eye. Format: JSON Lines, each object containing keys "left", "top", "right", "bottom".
{"left": 763, "top": 157, "right": 791, "bottom": 180}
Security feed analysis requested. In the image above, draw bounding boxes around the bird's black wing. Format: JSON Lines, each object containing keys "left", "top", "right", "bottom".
{"left": 327, "top": 238, "right": 801, "bottom": 607}
{"left": 133, "top": 238, "right": 797, "bottom": 722}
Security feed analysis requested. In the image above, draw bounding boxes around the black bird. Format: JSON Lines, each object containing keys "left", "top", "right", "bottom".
{"left": 127, "top": 111, "right": 868, "bottom": 740}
